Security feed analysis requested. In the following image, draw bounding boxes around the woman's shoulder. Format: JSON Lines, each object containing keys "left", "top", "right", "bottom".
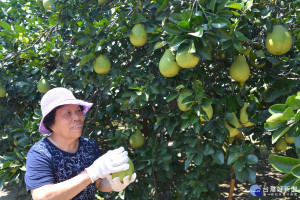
{"left": 28, "top": 137, "right": 52, "bottom": 155}
{"left": 79, "top": 136, "right": 97, "bottom": 145}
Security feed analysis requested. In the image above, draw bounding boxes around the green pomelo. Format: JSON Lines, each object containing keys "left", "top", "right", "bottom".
{"left": 224, "top": 113, "right": 241, "bottom": 137}
{"left": 200, "top": 105, "right": 213, "bottom": 122}
{"left": 229, "top": 55, "right": 250, "bottom": 84}
{"left": 240, "top": 102, "right": 255, "bottom": 127}
{"left": 284, "top": 135, "right": 295, "bottom": 144}
{"left": 275, "top": 138, "right": 287, "bottom": 151}
{"left": 112, "top": 159, "right": 134, "bottom": 182}
{"left": 177, "top": 90, "right": 193, "bottom": 112}
{"left": 37, "top": 78, "right": 50, "bottom": 93}
{"left": 43, "top": 0, "right": 55, "bottom": 11}
{"left": 93, "top": 55, "right": 111, "bottom": 74}
{"left": 159, "top": 49, "right": 180, "bottom": 77}
{"left": 129, "top": 24, "right": 147, "bottom": 47}
{"left": 0, "top": 86, "right": 6, "bottom": 97}
{"left": 176, "top": 50, "right": 200, "bottom": 68}
{"left": 98, "top": 0, "right": 108, "bottom": 5}
{"left": 130, "top": 130, "right": 145, "bottom": 148}
{"left": 266, "top": 25, "right": 292, "bottom": 55}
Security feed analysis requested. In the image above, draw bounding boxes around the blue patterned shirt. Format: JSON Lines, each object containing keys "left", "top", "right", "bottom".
{"left": 25, "top": 136, "right": 102, "bottom": 200}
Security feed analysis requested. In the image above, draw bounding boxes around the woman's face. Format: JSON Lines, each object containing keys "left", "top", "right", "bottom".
{"left": 50, "top": 104, "right": 84, "bottom": 139}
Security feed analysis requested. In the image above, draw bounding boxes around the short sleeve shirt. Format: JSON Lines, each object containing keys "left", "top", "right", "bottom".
{"left": 25, "top": 136, "right": 102, "bottom": 200}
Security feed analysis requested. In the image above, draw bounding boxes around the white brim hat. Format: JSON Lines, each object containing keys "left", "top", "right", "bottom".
{"left": 39, "top": 87, "right": 93, "bottom": 134}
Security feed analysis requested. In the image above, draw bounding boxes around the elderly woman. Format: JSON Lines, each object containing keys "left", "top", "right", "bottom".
{"left": 25, "top": 87, "right": 136, "bottom": 200}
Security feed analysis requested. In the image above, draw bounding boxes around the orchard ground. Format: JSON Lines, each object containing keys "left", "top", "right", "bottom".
{"left": 0, "top": 144, "right": 297, "bottom": 200}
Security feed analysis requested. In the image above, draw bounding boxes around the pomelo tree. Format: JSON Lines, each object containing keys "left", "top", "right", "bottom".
{"left": 0, "top": 0, "right": 299, "bottom": 199}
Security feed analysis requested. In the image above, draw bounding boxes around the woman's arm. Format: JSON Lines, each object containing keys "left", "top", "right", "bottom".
{"left": 31, "top": 171, "right": 91, "bottom": 200}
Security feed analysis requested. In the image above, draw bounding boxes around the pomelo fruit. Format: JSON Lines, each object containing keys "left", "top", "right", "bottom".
{"left": 176, "top": 50, "right": 199, "bottom": 69}
{"left": 129, "top": 130, "right": 145, "bottom": 148}
{"left": 129, "top": 23, "right": 147, "bottom": 47}
{"left": 275, "top": 138, "right": 287, "bottom": 151}
{"left": 93, "top": 54, "right": 111, "bottom": 74}
{"left": 37, "top": 78, "right": 50, "bottom": 93}
{"left": 177, "top": 90, "right": 193, "bottom": 112}
{"left": 0, "top": 85, "right": 6, "bottom": 97}
{"left": 284, "top": 135, "right": 295, "bottom": 144}
{"left": 229, "top": 55, "right": 250, "bottom": 86}
{"left": 266, "top": 25, "right": 292, "bottom": 55}
{"left": 43, "top": 0, "right": 55, "bottom": 11}
{"left": 159, "top": 49, "right": 180, "bottom": 77}
{"left": 112, "top": 159, "right": 134, "bottom": 182}
{"left": 200, "top": 105, "right": 213, "bottom": 122}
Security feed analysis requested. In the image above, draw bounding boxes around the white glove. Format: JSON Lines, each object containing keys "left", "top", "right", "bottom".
{"left": 85, "top": 147, "right": 129, "bottom": 183}
{"left": 106, "top": 173, "right": 137, "bottom": 192}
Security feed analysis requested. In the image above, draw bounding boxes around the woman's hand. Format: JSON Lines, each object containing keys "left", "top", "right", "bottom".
{"left": 85, "top": 147, "right": 129, "bottom": 183}
{"left": 106, "top": 173, "right": 137, "bottom": 192}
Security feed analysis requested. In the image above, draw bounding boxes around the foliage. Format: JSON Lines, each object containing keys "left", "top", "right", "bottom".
{"left": 267, "top": 92, "right": 300, "bottom": 193}
{"left": 0, "top": 0, "right": 299, "bottom": 199}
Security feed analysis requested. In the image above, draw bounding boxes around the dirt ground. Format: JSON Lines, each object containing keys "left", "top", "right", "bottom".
{"left": 1, "top": 147, "right": 299, "bottom": 200}
{"left": 219, "top": 145, "right": 299, "bottom": 200}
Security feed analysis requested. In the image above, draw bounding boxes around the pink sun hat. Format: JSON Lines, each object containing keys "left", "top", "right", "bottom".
{"left": 39, "top": 87, "right": 93, "bottom": 134}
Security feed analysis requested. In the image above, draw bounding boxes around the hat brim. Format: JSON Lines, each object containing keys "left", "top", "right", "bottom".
{"left": 39, "top": 99, "right": 93, "bottom": 134}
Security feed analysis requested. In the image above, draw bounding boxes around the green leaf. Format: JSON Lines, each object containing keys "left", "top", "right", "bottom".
{"left": 182, "top": 95, "right": 194, "bottom": 104}
{"left": 169, "top": 13, "right": 182, "bottom": 24}
{"left": 214, "top": 29, "right": 232, "bottom": 41}
{"left": 295, "top": 111, "right": 300, "bottom": 122}
{"left": 204, "top": 143, "right": 215, "bottom": 156}
{"left": 0, "top": 20, "right": 11, "bottom": 31}
{"left": 269, "top": 154, "right": 300, "bottom": 173}
{"left": 163, "top": 24, "right": 182, "bottom": 35}
{"left": 210, "top": 0, "right": 217, "bottom": 13}
{"left": 234, "top": 157, "right": 245, "bottom": 171}
{"left": 188, "top": 26, "right": 203, "bottom": 38}
{"left": 0, "top": 174, "right": 7, "bottom": 190}
{"left": 235, "top": 168, "right": 246, "bottom": 182}
{"left": 293, "top": 179, "right": 300, "bottom": 192}
{"left": 234, "top": 31, "right": 244, "bottom": 40}
{"left": 195, "top": 44, "right": 212, "bottom": 60}
{"left": 271, "top": 126, "right": 291, "bottom": 144}
{"left": 225, "top": 1, "right": 242, "bottom": 10}
{"left": 194, "top": 151, "right": 204, "bottom": 165}
{"left": 156, "top": 0, "right": 169, "bottom": 13}
{"left": 269, "top": 104, "right": 288, "bottom": 114}
{"left": 217, "top": 10, "right": 233, "bottom": 19}
{"left": 246, "top": 154, "right": 258, "bottom": 164}
{"left": 211, "top": 18, "right": 231, "bottom": 29}
{"left": 278, "top": 173, "right": 298, "bottom": 188}
{"left": 79, "top": 52, "right": 95, "bottom": 66}
{"left": 191, "top": 114, "right": 200, "bottom": 124}
{"left": 286, "top": 95, "right": 300, "bottom": 110}
{"left": 181, "top": 119, "right": 191, "bottom": 129}
{"left": 245, "top": 0, "right": 253, "bottom": 10}
{"left": 281, "top": 107, "right": 295, "bottom": 120}
{"left": 233, "top": 40, "right": 243, "bottom": 52}
{"left": 212, "top": 151, "right": 224, "bottom": 165}
{"left": 177, "top": 21, "right": 191, "bottom": 32}
{"left": 295, "top": 135, "right": 300, "bottom": 149}
{"left": 194, "top": 121, "right": 201, "bottom": 133}
{"left": 228, "top": 152, "right": 240, "bottom": 165}
{"left": 170, "top": 35, "right": 187, "bottom": 51}
{"left": 246, "top": 167, "right": 256, "bottom": 184}
{"left": 150, "top": 85, "right": 159, "bottom": 94}
{"left": 166, "top": 93, "right": 178, "bottom": 102}
{"left": 185, "top": 154, "right": 194, "bottom": 170}
{"left": 291, "top": 164, "right": 300, "bottom": 179}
